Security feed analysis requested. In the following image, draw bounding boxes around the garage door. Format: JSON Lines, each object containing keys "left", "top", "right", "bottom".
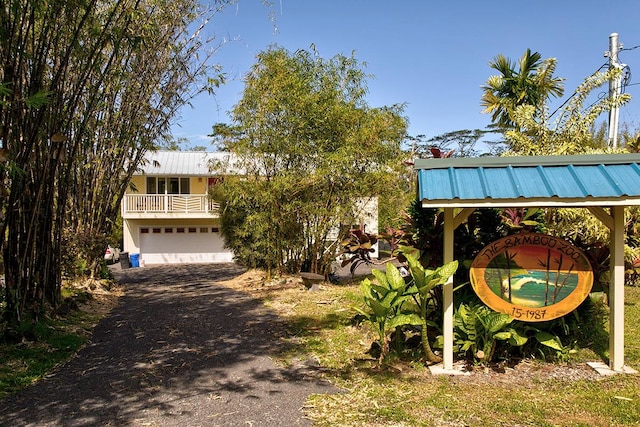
{"left": 139, "top": 226, "right": 233, "bottom": 264}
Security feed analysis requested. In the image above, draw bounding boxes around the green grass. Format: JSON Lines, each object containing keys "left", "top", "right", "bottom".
{"left": 0, "top": 316, "right": 91, "bottom": 398}
{"left": 0, "top": 284, "right": 108, "bottom": 399}
{"left": 264, "top": 282, "right": 640, "bottom": 427}
{"left": 2, "top": 278, "right": 639, "bottom": 426}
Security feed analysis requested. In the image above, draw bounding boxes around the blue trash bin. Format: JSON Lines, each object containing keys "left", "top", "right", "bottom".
{"left": 130, "top": 253, "right": 140, "bottom": 268}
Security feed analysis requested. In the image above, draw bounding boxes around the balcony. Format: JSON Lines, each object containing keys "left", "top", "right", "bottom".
{"left": 122, "top": 194, "right": 220, "bottom": 218}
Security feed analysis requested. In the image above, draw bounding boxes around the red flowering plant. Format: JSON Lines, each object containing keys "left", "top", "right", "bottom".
{"left": 339, "top": 229, "right": 378, "bottom": 277}
{"left": 378, "top": 226, "right": 405, "bottom": 258}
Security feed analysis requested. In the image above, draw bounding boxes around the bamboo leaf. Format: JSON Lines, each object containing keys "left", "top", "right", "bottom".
{"left": 25, "top": 89, "right": 53, "bottom": 109}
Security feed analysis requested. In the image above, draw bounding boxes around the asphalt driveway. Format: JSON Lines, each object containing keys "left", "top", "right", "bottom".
{"left": 0, "top": 263, "right": 337, "bottom": 426}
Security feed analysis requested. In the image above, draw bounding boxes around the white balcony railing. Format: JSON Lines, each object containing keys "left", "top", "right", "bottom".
{"left": 123, "top": 194, "right": 220, "bottom": 214}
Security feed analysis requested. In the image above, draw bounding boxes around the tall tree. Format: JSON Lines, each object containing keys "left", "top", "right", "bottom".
{"left": 407, "top": 128, "right": 502, "bottom": 159}
{"left": 501, "top": 66, "right": 632, "bottom": 249}
{"left": 481, "top": 49, "right": 564, "bottom": 129}
{"left": 211, "top": 46, "right": 407, "bottom": 277}
{"left": 504, "top": 67, "right": 630, "bottom": 156}
{"left": 0, "top": 0, "right": 231, "bottom": 331}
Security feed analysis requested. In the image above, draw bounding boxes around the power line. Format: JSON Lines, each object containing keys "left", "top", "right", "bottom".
{"left": 549, "top": 61, "right": 609, "bottom": 118}
{"left": 544, "top": 40, "right": 639, "bottom": 120}
{"left": 621, "top": 44, "right": 640, "bottom": 52}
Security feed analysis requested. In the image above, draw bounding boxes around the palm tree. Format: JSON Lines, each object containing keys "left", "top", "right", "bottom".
{"left": 481, "top": 49, "right": 565, "bottom": 129}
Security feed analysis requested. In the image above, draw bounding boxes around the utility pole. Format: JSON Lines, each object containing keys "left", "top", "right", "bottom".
{"left": 605, "top": 33, "right": 623, "bottom": 148}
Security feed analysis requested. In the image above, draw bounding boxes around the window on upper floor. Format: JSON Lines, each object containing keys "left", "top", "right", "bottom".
{"left": 146, "top": 177, "right": 190, "bottom": 194}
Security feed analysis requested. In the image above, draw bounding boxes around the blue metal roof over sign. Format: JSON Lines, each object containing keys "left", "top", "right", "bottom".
{"left": 415, "top": 154, "right": 640, "bottom": 207}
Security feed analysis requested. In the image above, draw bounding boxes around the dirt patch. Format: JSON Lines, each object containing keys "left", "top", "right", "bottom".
{"left": 219, "top": 268, "right": 307, "bottom": 295}
{"left": 450, "top": 359, "right": 602, "bottom": 384}
{"left": 61, "top": 278, "right": 124, "bottom": 317}
{"left": 77, "top": 285, "right": 124, "bottom": 316}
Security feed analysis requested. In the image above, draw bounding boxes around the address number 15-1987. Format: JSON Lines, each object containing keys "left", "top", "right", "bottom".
{"left": 511, "top": 307, "right": 547, "bottom": 320}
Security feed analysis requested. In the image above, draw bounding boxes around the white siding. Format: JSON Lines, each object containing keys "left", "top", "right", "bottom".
{"left": 138, "top": 227, "right": 232, "bottom": 264}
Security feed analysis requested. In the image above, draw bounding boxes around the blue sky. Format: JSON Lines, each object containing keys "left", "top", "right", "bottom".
{"left": 170, "top": 0, "right": 640, "bottom": 149}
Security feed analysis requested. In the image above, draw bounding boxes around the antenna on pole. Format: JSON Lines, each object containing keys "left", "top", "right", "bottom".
{"left": 605, "top": 33, "right": 623, "bottom": 148}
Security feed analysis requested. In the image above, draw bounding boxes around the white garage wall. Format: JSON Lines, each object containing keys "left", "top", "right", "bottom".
{"left": 139, "top": 226, "right": 232, "bottom": 264}
{"left": 123, "top": 220, "right": 234, "bottom": 265}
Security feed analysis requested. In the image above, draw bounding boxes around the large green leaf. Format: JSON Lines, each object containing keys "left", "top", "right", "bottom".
{"left": 352, "top": 306, "right": 374, "bottom": 319}
{"left": 380, "top": 290, "right": 398, "bottom": 308}
{"left": 523, "top": 207, "right": 540, "bottom": 220}
{"left": 437, "top": 260, "right": 459, "bottom": 282}
{"left": 404, "top": 252, "right": 426, "bottom": 287}
{"left": 385, "top": 262, "right": 406, "bottom": 290}
{"left": 388, "top": 313, "right": 422, "bottom": 329}
{"left": 394, "top": 295, "right": 412, "bottom": 308}
{"left": 371, "top": 269, "right": 389, "bottom": 289}
{"left": 534, "top": 331, "right": 565, "bottom": 351}
{"left": 480, "top": 311, "right": 513, "bottom": 335}
{"left": 507, "top": 328, "right": 529, "bottom": 346}
{"left": 368, "top": 298, "right": 389, "bottom": 318}
{"left": 493, "top": 331, "right": 512, "bottom": 341}
{"left": 433, "top": 335, "right": 444, "bottom": 349}
{"left": 408, "top": 313, "right": 424, "bottom": 325}
{"left": 360, "top": 279, "right": 375, "bottom": 300}
{"left": 370, "top": 284, "right": 390, "bottom": 298}
{"left": 460, "top": 341, "right": 475, "bottom": 351}
{"left": 416, "top": 283, "right": 432, "bottom": 297}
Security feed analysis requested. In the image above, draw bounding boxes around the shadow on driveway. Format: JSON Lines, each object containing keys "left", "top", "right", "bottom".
{"left": 0, "top": 263, "right": 337, "bottom": 426}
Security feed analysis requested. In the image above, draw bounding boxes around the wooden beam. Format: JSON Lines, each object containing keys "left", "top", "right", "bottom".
{"left": 443, "top": 207, "right": 455, "bottom": 370}
{"left": 587, "top": 206, "right": 614, "bottom": 230}
{"left": 609, "top": 205, "right": 625, "bottom": 371}
{"left": 453, "top": 207, "right": 476, "bottom": 229}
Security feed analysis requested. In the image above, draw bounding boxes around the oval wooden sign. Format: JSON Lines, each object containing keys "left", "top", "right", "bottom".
{"left": 469, "top": 233, "right": 593, "bottom": 322}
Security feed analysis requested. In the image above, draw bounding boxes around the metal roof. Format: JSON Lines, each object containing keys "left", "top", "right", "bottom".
{"left": 415, "top": 154, "right": 640, "bottom": 207}
{"left": 139, "top": 151, "right": 239, "bottom": 176}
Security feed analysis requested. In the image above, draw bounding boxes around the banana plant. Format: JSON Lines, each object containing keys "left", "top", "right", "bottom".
{"left": 353, "top": 262, "right": 420, "bottom": 364}
{"left": 403, "top": 251, "right": 458, "bottom": 363}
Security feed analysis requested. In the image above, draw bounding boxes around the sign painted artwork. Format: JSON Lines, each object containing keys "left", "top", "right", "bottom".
{"left": 469, "top": 233, "right": 593, "bottom": 322}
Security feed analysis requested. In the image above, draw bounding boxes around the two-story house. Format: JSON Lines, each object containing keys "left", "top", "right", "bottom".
{"left": 121, "top": 150, "right": 234, "bottom": 265}
{"left": 122, "top": 150, "right": 379, "bottom": 265}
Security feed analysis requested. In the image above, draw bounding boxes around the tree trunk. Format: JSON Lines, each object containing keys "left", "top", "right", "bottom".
{"left": 421, "top": 300, "right": 442, "bottom": 364}
{"left": 1, "top": 0, "right": 224, "bottom": 330}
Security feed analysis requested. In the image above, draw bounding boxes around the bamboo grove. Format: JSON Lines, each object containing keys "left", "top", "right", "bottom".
{"left": 0, "top": 0, "right": 228, "bottom": 331}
